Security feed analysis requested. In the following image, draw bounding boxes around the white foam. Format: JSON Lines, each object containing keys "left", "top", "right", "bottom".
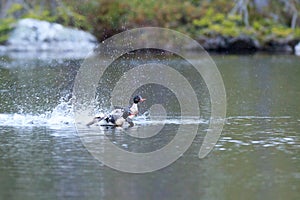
{"left": 227, "top": 116, "right": 291, "bottom": 119}
{"left": 0, "top": 98, "right": 74, "bottom": 129}
{"left": 0, "top": 113, "right": 74, "bottom": 128}
{"left": 134, "top": 116, "right": 208, "bottom": 125}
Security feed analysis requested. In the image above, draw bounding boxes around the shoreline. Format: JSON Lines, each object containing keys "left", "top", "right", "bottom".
{"left": 1, "top": 18, "right": 299, "bottom": 57}
{"left": 195, "top": 35, "right": 299, "bottom": 55}
{"left": 0, "top": 48, "right": 298, "bottom": 61}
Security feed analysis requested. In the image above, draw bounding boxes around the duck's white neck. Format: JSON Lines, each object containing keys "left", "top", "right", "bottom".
{"left": 129, "top": 103, "right": 138, "bottom": 116}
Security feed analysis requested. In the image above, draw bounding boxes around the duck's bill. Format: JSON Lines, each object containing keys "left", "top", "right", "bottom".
{"left": 140, "top": 98, "right": 146, "bottom": 102}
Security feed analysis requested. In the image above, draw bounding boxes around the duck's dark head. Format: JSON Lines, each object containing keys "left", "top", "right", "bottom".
{"left": 133, "top": 95, "right": 146, "bottom": 104}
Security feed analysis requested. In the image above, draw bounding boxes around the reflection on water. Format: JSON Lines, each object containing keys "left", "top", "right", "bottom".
{"left": 0, "top": 54, "right": 299, "bottom": 200}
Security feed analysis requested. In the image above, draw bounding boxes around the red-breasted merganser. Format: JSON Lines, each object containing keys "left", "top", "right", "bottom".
{"left": 87, "top": 95, "right": 146, "bottom": 127}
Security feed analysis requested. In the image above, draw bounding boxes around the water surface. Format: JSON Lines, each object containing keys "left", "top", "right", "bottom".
{"left": 0, "top": 53, "right": 299, "bottom": 200}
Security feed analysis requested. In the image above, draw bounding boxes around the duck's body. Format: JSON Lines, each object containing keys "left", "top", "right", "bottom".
{"left": 87, "top": 95, "right": 146, "bottom": 127}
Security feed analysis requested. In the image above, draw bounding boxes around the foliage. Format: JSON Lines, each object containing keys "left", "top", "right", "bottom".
{"left": 191, "top": 1, "right": 299, "bottom": 41}
{"left": 295, "top": 28, "right": 300, "bottom": 37}
{"left": 82, "top": 0, "right": 299, "bottom": 41}
{"left": 251, "top": 19, "right": 294, "bottom": 39}
{"left": 0, "top": 18, "right": 15, "bottom": 44}
{"left": 193, "top": 8, "right": 244, "bottom": 37}
{"left": 83, "top": 0, "right": 202, "bottom": 40}
{"left": 0, "top": 3, "right": 21, "bottom": 44}
{"left": 22, "top": 5, "right": 56, "bottom": 22}
{"left": 55, "top": 6, "right": 91, "bottom": 30}
{"left": 6, "top": 3, "right": 23, "bottom": 16}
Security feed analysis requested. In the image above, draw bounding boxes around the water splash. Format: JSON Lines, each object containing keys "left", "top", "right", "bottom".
{"left": 0, "top": 96, "right": 74, "bottom": 129}
{"left": 0, "top": 96, "right": 208, "bottom": 129}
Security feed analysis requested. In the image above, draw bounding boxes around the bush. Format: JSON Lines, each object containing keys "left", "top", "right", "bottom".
{"left": 85, "top": 0, "right": 202, "bottom": 40}
{"left": 0, "top": 18, "right": 15, "bottom": 44}
{"left": 193, "top": 7, "right": 244, "bottom": 38}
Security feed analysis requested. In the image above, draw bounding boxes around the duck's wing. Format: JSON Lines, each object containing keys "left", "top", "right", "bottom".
{"left": 109, "top": 106, "right": 132, "bottom": 120}
{"left": 109, "top": 108, "right": 124, "bottom": 121}
{"left": 113, "top": 106, "right": 124, "bottom": 110}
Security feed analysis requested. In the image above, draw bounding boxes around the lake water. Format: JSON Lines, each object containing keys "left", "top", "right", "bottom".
{"left": 0, "top": 53, "right": 299, "bottom": 200}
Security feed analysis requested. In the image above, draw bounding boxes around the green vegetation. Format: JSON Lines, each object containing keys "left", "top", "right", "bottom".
{"left": 193, "top": 9, "right": 245, "bottom": 37}
{"left": 65, "top": 0, "right": 300, "bottom": 42}
{"left": 0, "top": 0, "right": 299, "bottom": 45}
{"left": 193, "top": 7, "right": 298, "bottom": 42}
{"left": 0, "top": 18, "right": 14, "bottom": 44}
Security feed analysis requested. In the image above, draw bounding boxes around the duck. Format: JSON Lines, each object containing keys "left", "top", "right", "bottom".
{"left": 86, "top": 95, "right": 146, "bottom": 127}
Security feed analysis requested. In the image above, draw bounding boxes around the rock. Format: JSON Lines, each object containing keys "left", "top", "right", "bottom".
{"left": 196, "top": 34, "right": 298, "bottom": 54}
{"left": 0, "top": 45, "right": 6, "bottom": 52}
{"left": 197, "top": 36, "right": 228, "bottom": 51}
{"left": 227, "top": 35, "right": 260, "bottom": 52}
{"left": 3, "top": 18, "right": 98, "bottom": 55}
{"left": 262, "top": 37, "right": 294, "bottom": 53}
{"left": 197, "top": 35, "right": 260, "bottom": 52}
{"left": 295, "top": 43, "right": 300, "bottom": 56}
